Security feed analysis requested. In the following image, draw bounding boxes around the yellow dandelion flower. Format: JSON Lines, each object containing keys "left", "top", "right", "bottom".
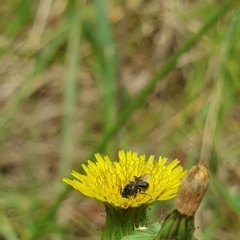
{"left": 63, "top": 150, "right": 186, "bottom": 209}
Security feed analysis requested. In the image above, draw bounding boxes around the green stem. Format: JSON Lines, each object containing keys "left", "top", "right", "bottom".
{"left": 102, "top": 204, "right": 148, "bottom": 240}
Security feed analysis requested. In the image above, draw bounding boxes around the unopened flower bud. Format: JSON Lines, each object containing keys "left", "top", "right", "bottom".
{"left": 174, "top": 161, "right": 210, "bottom": 216}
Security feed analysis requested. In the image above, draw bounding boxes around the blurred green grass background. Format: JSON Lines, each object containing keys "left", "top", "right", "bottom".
{"left": 0, "top": 0, "right": 240, "bottom": 239}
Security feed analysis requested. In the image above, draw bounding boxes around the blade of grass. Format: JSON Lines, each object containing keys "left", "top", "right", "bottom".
{"left": 0, "top": 212, "right": 19, "bottom": 240}
{"left": 93, "top": 0, "right": 117, "bottom": 156}
{"left": 58, "top": 8, "right": 82, "bottom": 179}
{"left": 5, "top": 0, "right": 33, "bottom": 38}
{"left": 27, "top": 1, "right": 236, "bottom": 239}
{"left": 200, "top": 4, "right": 240, "bottom": 167}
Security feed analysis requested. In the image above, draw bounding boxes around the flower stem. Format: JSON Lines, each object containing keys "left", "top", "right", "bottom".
{"left": 102, "top": 204, "right": 148, "bottom": 240}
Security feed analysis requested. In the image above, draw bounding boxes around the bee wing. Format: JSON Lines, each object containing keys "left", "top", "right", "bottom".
{"left": 142, "top": 174, "right": 151, "bottom": 181}
{"left": 133, "top": 174, "right": 151, "bottom": 181}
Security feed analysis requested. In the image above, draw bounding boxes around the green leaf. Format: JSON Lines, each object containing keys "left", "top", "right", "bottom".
{"left": 121, "top": 222, "right": 161, "bottom": 240}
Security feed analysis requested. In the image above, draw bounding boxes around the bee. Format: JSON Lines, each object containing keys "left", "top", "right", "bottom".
{"left": 121, "top": 174, "right": 150, "bottom": 199}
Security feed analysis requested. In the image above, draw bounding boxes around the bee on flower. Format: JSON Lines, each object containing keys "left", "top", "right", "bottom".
{"left": 62, "top": 150, "right": 186, "bottom": 209}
